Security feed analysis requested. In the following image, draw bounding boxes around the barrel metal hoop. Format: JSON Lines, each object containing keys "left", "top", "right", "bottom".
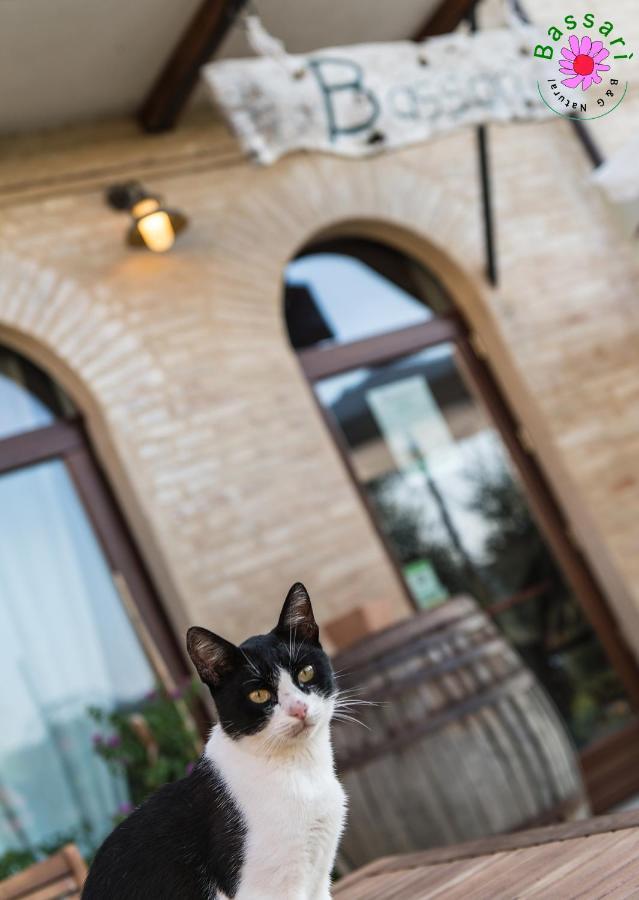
{"left": 332, "top": 597, "right": 480, "bottom": 671}
{"left": 343, "top": 637, "right": 516, "bottom": 705}
{"left": 335, "top": 670, "right": 535, "bottom": 773}
{"left": 337, "top": 614, "right": 495, "bottom": 683}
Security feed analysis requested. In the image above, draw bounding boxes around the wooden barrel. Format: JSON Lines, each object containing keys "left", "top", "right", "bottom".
{"left": 331, "top": 596, "right": 589, "bottom": 871}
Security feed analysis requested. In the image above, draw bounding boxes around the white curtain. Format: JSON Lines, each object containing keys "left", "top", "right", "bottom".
{"left": 0, "top": 371, "right": 155, "bottom": 855}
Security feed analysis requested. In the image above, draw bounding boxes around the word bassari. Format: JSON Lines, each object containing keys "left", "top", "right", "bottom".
{"left": 204, "top": 29, "right": 551, "bottom": 164}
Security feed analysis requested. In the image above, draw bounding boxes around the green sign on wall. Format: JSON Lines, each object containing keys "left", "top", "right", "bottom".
{"left": 403, "top": 559, "right": 448, "bottom": 610}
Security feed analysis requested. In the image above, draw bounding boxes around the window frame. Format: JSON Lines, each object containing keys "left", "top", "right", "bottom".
{"left": 289, "top": 247, "right": 639, "bottom": 812}
{"left": 0, "top": 416, "right": 191, "bottom": 692}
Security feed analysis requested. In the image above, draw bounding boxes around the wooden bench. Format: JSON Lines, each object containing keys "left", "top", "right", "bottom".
{"left": 0, "top": 844, "right": 87, "bottom": 900}
{"left": 334, "top": 810, "right": 639, "bottom": 898}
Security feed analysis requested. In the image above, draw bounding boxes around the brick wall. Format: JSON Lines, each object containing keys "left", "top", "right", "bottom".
{"left": 1, "top": 106, "right": 638, "bottom": 655}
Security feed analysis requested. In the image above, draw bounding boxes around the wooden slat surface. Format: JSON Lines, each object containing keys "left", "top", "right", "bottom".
{"left": 0, "top": 844, "right": 86, "bottom": 900}
{"left": 334, "top": 811, "right": 639, "bottom": 899}
{"left": 20, "top": 879, "right": 79, "bottom": 900}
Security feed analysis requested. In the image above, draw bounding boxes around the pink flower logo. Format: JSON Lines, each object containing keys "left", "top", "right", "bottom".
{"left": 560, "top": 35, "right": 610, "bottom": 91}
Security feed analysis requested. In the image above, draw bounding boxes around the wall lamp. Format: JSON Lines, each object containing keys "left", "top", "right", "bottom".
{"left": 106, "top": 181, "right": 188, "bottom": 253}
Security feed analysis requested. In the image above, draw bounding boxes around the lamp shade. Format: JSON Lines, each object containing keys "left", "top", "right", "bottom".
{"left": 106, "top": 182, "right": 188, "bottom": 253}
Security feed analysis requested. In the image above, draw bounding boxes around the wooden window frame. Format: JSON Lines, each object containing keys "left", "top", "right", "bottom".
{"left": 0, "top": 417, "right": 191, "bottom": 690}
{"left": 296, "top": 305, "right": 639, "bottom": 813}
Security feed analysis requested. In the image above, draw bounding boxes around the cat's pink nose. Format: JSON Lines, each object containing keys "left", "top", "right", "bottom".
{"left": 287, "top": 699, "right": 308, "bottom": 720}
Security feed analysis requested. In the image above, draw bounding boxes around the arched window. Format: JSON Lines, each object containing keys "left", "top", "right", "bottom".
{"left": 0, "top": 346, "right": 187, "bottom": 859}
{"left": 284, "top": 237, "right": 639, "bottom": 811}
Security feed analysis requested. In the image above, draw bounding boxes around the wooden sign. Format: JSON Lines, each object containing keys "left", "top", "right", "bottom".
{"left": 203, "top": 28, "right": 551, "bottom": 164}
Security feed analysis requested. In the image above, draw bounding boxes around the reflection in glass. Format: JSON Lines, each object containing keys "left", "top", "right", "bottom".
{"left": 316, "top": 344, "right": 633, "bottom": 748}
{"left": 285, "top": 240, "right": 451, "bottom": 350}
{"left": 0, "top": 460, "right": 154, "bottom": 856}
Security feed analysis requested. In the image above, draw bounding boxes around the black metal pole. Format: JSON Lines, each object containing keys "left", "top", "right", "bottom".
{"left": 476, "top": 126, "right": 499, "bottom": 286}
{"left": 469, "top": 6, "right": 499, "bottom": 287}
{"left": 569, "top": 120, "right": 605, "bottom": 168}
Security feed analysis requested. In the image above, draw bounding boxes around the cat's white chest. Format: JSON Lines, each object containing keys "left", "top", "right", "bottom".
{"left": 207, "top": 728, "right": 346, "bottom": 900}
{"left": 238, "top": 768, "right": 345, "bottom": 900}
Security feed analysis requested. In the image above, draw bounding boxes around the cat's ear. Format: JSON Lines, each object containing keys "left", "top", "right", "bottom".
{"left": 186, "top": 627, "right": 240, "bottom": 688}
{"left": 275, "top": 582, "right": 319, "bottom": 645}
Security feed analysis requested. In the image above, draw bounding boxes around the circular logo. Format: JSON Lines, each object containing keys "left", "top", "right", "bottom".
{"left": 532, "top": 16, "right": 631, "bottom": 120}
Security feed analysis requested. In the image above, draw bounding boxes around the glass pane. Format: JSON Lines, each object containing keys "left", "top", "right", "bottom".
{"left": 0, "top": 460, "right": 154, "bottom": 857}
{"left": 0, "top": 347, "right": 75, "bottom": 441}
{"left": 284, "top": 240, "right": 451, "bottom": 350}
{"left": 315, "top": 344, "right": 634, "bottom": 749}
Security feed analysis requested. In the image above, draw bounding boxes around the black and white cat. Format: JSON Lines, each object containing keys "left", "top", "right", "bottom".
{"left": 83, "top": 583, "right": 347, "bottom": 900}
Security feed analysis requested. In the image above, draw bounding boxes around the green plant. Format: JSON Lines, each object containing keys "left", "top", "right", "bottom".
{"left": 0, "top": 685, "right": 202, "bottom": 882}
{"left": 0, "top": 848, "right": 37, "bottom": 881}
{"left": 88, "top": 680, "right": 202, "bottom": 812}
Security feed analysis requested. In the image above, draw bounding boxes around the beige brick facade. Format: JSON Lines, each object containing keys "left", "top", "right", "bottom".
{"left": 1, "top": 104, "right": 638, "bottom": 657}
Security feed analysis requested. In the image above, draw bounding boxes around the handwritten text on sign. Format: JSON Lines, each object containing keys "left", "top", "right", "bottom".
{"left": 203, "top": 29, "right": 551, "bottom": 164}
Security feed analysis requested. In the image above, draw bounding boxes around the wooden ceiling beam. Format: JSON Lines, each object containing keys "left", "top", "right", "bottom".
{"left": 139, "top": 0, "right": 482, "bottom": 133}
{"left": 413, "top": 0, "right": 480, "bottom": 40}
{"left": 138, "top": 0, "right": 248, "bottom": 133}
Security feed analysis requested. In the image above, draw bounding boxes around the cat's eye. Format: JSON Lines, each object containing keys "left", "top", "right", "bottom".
{"left": 248, "top": 689, "right": 272, "bottom": 704}
{"left": 298, "top": 665, "right": 315, "bottom": 685}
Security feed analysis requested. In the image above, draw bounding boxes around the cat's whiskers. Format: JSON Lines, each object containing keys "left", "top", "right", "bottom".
{"left": 291, "top": 625, "right": 303, "bottom": 667}
{"left": 261, "top": 723, "right": 303, "bottom": 760}
{"left": 331, "top": 711, "right": 371, "bottom": 730}
{"left": 240, "top": 649, "right": 261, "bottom": 680}
{"left": 333, "top": 689, "right": 382, "bottom": 710}
{"left": 333, "top": 686, "right": 370, "bottom": 700}
{"left": 222, "top": 719, "right": 260, "bottom": 738}
{"left": 290, "top": 624, "right": 299, "bottom": 665}
{"left": 332, "top": 667, "right": 353, "bottom": 680}
{"left": 334, "top": 698, "right": 380, "bottom": 709}
{"left": 331, "top": 690, "right": 377, "bottom": 730}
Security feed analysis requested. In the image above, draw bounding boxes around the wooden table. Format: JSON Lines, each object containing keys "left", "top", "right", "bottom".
{"left": 334, "top": 810, "right": 639, "bottom": 899}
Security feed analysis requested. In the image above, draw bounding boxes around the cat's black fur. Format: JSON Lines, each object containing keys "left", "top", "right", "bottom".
{"left": 83, "top": 759, "right": 245, "bottom": 898}
{"left": 82, "top": 583, "right": 334, "bottom": 900}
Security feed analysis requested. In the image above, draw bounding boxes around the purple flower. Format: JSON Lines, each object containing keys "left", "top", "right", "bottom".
{"left": 185, "top": 762, "right": 195, "bottom": 776}
{"left": 145, "top": 689, "right": 158, "bottom": 702}
{"left": 106, "top": 735, "right": 121, "bottom": 749}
